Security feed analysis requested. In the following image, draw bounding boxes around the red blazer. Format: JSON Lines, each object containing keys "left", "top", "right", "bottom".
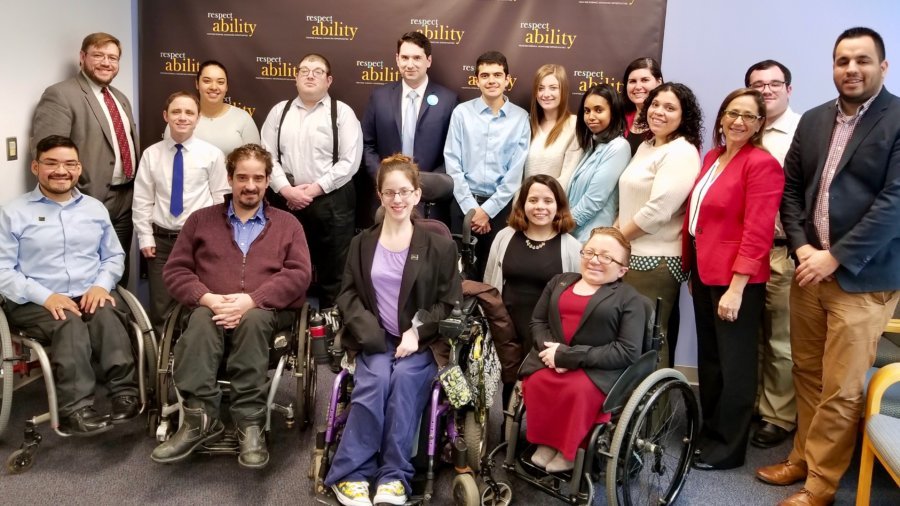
{"left": 681, "top": 143, "right": 784, "bottom": 286}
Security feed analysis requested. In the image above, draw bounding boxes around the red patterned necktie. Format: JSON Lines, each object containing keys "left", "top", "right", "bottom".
{"left": 101, "top": 87, "right": 134, "bottom": 180}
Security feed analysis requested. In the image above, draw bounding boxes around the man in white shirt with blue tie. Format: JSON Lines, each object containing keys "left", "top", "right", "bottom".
{"left": 132, "top": 91, "right": 229, "bottom": 334}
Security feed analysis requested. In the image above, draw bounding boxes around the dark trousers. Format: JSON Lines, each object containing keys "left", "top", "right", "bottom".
{"left": 172, "top": 307, "right": 294, "bottom": 424}
{"left": 451, "top": 198, "right": 512, "bottom": 280}
{"left": 105, "top": 185, "right": 134, "bottom": 287}
{"left": 5, "top": 292, "right": 137, "bottom": 416}
{"left": 148, "top": 226, "right": 178, "bottom": 337}
{"left": 691, "top": 267, "right": 766, "bottom": 467}
{"left": 270, "top": 183, "right": 355, "bottom": 308}
{"left": 324, "top": 340, "right": 437, "bottom": 492}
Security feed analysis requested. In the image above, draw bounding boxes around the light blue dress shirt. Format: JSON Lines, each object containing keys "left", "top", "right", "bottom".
{"left": 566, "top": 136, "right": 632, "bottom": 242}
{"left": 227, "top": 201, "right": 268, "bottom": 255}
{"left": 443, "top": 96, "right": 530, "bottom": 218}
{"left": 0, "top": 186, "right": 125, "bottom": 305}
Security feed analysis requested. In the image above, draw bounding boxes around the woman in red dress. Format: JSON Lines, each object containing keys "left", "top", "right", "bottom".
{"left": 518, "top": 227, "right": 649, "bottom": 472}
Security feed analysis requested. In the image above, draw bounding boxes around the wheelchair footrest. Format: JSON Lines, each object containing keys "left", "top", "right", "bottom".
{"left": 198, "top": 431, "right": 240, "bottom": 455}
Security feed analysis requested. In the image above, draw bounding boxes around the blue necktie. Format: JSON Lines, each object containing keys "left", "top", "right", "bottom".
{"left": 402, "top": 90, "right": 418, "bottom": 156}
{"left": 170, "top": 144, "right": 184, "bottom": 217}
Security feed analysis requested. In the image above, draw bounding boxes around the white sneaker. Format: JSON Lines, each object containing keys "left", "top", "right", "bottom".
{"left": 332, "top": 481, "right": 372, "bottom": 506}
{"left": 372, "top": 480, "right": 407, "bottom": 505}
{"left": 546, "top": 453, "right": 574, "bottom": 473}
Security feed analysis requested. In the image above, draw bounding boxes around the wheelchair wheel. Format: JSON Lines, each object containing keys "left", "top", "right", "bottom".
{"left": 294, "top": 303, "right": 315, "bottom": 431}
{"left": 463, "top": 410, "right": 486, "bottom": 472}
{"left": 117, "top": 287, "right": 158, "bottom": 406}
{"left": 0, "top": 311, "right": 14, "bottom": 439}
{"left": 606, "top": 369, "right": 698, "bottom": 506}
{"left": 481, "top": 481, "right": 512, "bottom": 506}
{"left": 452, "top": 473, "right": 480, "bottom": 506}
{"left": 6, "top": 449, "right": 33, "bottom": 474}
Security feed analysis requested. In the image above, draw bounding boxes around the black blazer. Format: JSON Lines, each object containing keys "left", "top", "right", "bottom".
{"left": 780, "top": 87, "right": 900, "bottom": 292}
{"left": 337, "top": 221, "right": 462, "bottom": 366}
{"left": 519, "top": 273, "right": 648, "bottom": 394}
{"left": 361, "top": 80, "right": 459, "bottom": 178}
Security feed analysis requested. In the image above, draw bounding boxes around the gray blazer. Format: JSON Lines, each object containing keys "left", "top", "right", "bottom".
{"left": 519, "top": 272, "right": 648, "bottom": 394}
{"left": 32, "top": 72, "right": 139, "bottom": 205}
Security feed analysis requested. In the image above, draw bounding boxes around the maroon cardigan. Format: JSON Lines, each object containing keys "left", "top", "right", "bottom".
{"left": 164, "top": 200, "right": 312, "bottom": 309}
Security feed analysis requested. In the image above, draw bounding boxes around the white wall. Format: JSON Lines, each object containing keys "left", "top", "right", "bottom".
{"left": 0, "top": 0, "right": 136, "bottom": 206}
{"left": 663, "top": 0, "right": 900, "bottom": 152}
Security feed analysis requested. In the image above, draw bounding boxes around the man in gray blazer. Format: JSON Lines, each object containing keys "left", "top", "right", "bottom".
{"left": 756, "top": 27, "right": 900, "bottom": 506}
{"left": 32, "top": 32, "right": 139, "bottom": 283}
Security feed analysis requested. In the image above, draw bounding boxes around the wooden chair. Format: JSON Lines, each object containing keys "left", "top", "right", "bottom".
{"left": 856, "top": 314, "right": 900, "bottom": 505}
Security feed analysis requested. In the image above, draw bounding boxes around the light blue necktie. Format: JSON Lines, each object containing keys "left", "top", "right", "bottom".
{"left": 401, "top": 90, "right": 418, "bottom": 156}
{"left": 170, "top": 143, "right": 184, "bottom": 217}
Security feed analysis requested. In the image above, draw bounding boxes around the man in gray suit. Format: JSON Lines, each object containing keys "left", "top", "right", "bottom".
{"left": 32, "top": 32, "right": 139, "bottom": 283}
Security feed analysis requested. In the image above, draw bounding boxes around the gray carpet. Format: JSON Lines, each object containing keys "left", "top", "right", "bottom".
{"left": 1, "top": 369, "right": 898, "bottom": 505}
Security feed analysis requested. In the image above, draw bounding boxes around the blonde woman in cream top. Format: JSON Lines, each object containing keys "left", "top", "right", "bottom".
{"left": 523, "top": 64, "right": 582, "bottom": 189}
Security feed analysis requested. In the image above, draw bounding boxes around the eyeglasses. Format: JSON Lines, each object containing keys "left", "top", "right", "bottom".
{"left": 723, "top": 110, "right": 762, "bottom": 123}
{"left": 297, "top": 67, "right": 327, "bottom": 78}
{"left": 379, "top": 188, "right": 416, "bottom": 199}
{"left": 749, "top": 80, "right": 785, "bottom": 91}
{"left": 38, "top": 159, "right": 80, "bottom": 170}
{"left": 86, "top": 52, "right": 120, "bottom": 64}
{"left": 579, "top": 249, "right": 626, "bottom": 266}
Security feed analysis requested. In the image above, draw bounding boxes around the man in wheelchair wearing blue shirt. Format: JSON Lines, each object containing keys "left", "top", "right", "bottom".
{"left": 0, "top": 135, "right": 139, "bottom": 436}
{"left": 150, "top": 143, "right": 311, "bottom": 469}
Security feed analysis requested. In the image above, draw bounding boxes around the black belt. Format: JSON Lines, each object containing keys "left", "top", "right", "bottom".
{"left": 152, "top": 224, "right": 180, "bottom": 239}
{"left": 108, "top": 179, "right": 134, "bottom": 190}
{"left": 773, "top": 238, "right": 789, "bottom": 248}
{"left": 473, "top": 194, "right": 490, "bottom": 205}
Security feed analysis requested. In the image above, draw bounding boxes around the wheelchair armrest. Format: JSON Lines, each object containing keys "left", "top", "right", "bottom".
{"left": 600, "top": 351, "right": 658, "bottom": 415}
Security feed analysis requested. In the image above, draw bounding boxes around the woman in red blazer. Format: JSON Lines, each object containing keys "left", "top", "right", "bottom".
{"left": 682, "top": 88, "right": 784, "bottom": 470}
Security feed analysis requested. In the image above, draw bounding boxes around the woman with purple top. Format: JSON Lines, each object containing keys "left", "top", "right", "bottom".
{"left": 325, "top": 154, "right": 463, "bottom": 506}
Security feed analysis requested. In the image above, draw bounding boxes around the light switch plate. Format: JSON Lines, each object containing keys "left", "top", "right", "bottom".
{"left": 6, "top": 137, "right": 17, "bottom": 161}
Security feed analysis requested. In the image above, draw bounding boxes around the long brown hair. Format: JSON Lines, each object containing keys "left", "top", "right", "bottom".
{"left": 508, "top": 174, "right": 575, "bottom": 234}
{"left": 529, "top": 64, "right": 572, "bottom": 147}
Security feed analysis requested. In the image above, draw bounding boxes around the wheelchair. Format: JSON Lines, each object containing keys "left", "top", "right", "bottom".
{"left": 151, "top": 300, "right": 316, "bottom": 457}
{"left": 0, "top": 286, "right": 157, "bottom": 474}
{"left": 307, "top": 212, "right": 499, "bottom": 505}
{"left": 480, "top": 298, "right": 700, "bottom": 506}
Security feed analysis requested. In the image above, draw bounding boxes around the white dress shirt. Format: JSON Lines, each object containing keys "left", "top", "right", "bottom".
{"left": 83, "top": 72, "right": 137, "bottom": 184}
{"left": 401, "top": 77, "right": 427, "bottom": 121}
{"left": 260, "top": 94, "right": 363, "bottom": 193}
{"left": 133, "top": 136, "right": 229, "bottom": 249}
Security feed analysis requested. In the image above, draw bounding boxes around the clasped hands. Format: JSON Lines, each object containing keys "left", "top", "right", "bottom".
{"left": 199, "top": 293, "right": 256, "bottom": 329}
{"left": 470, "top": 207, "right": 491, "bottom": 235}
{"left": 794, "top": 244, "right": 839, "bottom": 287}
{"left": 539, "top": 341, "right": 568, "bottom": 373}
{"left": 280, "top": 183, "right": 322, "bottom": 211}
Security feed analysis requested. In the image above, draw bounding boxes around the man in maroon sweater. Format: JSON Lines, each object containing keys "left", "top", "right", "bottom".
{"left": 150, "top": 144, "right": 311, "bottom": 469}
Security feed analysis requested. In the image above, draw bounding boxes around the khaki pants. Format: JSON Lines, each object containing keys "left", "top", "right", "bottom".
{"left": 787, "top": 279, "right": 898, "bottom": 499}
{"left": 757, "top": 245, "right": 796, "bottom": 430}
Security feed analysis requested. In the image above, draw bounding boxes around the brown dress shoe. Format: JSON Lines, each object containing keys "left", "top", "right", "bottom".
{"left": 755, "top": 459, "right": 808, "bottom": 486}
{"left": 777, "top": 488, "right": 833, "bottom": 506}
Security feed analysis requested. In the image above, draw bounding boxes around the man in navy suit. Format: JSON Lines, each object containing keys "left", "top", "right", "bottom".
{"left": 358, "top": 31, "right": 458, "bottom": 226}
{"left": 756, "top": 27, "right": 900, "bottom": 506}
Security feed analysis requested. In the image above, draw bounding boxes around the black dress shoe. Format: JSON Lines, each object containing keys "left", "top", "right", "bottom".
{"left": 692, "top": 454, "right": 743, "bottom": 471}
{"left": 751, "top": 422, "right": 791, "bottom": 449}
{"left": 110, "top": 395, "right": 140, "bottom": 423}
{"left": 60, "top": 407, "right": 113, "bottom": 437}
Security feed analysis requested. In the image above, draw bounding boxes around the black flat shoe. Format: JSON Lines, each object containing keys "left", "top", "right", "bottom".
{"left": 751, "top": 422, "right": 792, "bottom": 449}
{"left": 60, "top": 407, "right": 113, "bottom": 437}
{"left": 691, "top": 454, "right": 743, "bottom": 471}
{"left": 110, "top": 395, "right": 140, "bottom": 423}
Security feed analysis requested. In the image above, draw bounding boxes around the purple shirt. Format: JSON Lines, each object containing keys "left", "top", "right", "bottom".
{"left": 372, "top": 241, "right": 408, "bottom": 337}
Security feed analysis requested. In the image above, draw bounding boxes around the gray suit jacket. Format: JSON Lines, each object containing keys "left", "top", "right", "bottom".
{"left": 32, "top": 72, "right": 139, "bottom": 206}
{"left": 780, "top": 87, "right": 900, "bottom": 292}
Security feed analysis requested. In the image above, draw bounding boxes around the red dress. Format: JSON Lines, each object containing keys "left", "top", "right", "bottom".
{"left": 522, "top": 285, "right": 612, "bottom": 461}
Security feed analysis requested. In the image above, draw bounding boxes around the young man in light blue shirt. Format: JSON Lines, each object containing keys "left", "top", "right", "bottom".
{"left": 444, "top": 50, "right": 530, "bottom": 278}
{"left": 0, "top": 135, "right": 138, "bottom": 436}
